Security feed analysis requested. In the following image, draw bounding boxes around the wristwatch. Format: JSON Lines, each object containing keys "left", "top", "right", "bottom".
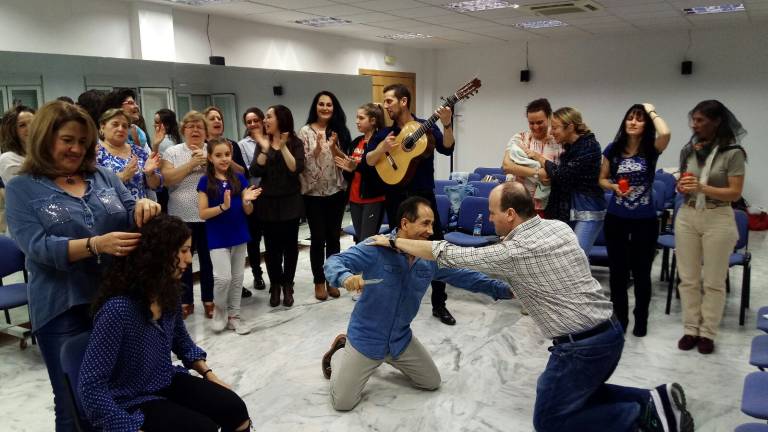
{"left": 389, "top": 238, "right": 397, "bottom": 249}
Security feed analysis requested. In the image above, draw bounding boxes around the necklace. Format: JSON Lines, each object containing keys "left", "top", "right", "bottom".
{"left": 59, "top": 173, "right": 80, "bottom": 185}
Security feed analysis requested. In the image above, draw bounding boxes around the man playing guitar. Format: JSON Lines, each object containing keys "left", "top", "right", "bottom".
{"left": 365, "top": 83, "right": 457, "bottom": 325}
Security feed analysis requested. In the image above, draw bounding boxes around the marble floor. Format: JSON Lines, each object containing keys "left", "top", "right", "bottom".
{"left": 1, "top": 224, "right": 766, "bottom": 432}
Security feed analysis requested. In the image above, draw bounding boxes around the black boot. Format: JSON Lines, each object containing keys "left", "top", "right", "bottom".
{"left": 269, "top": 284, "right": 281, "bottom": 307}
{"left": 282, "top": 282, "right": 294, "bottom": 307}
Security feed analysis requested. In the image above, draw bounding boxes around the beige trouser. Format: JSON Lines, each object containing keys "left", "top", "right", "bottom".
{"left": 674, "top": 205, "right": 738, "bottom": 339}
{"left": 329, "top": 336, "right": 441, "bottom": 411}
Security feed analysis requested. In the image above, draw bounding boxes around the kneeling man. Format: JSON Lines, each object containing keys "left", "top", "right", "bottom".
{"left": 322, "top": 196, "right": 512, "bottom": 411}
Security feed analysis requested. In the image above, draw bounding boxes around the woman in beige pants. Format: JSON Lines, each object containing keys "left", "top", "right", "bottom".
{"left": 675, "top": 100, "right": 746, "bottom": 355}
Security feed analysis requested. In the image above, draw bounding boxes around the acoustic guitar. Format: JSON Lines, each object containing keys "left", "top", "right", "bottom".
{"left": 375, "top": 78, "right": 481, "bottom": 186}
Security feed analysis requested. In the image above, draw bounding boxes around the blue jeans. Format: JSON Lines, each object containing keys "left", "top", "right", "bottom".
{"left": 572, "top": 219, "right": 604, "bottom": 256}
{"left": 533, "top": 317, "right": 649, "bottom": 432}
{"left": 35, "top": 305, "right": 92, "bottom": 432}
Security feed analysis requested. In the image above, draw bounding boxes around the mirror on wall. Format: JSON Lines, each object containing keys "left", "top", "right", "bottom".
{"left": 0, "top": 50, "right": 371, "bottom": 140}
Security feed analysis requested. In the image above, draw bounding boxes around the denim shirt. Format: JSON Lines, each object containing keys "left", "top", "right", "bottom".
{"left": 324, "top": 237, "right": 511, "bottom": 360}
{"left": 5, "top": 167, "right": 136, "bottom": 331}
{"left": 79, "top": 297, "right": 207, "bottom": 432}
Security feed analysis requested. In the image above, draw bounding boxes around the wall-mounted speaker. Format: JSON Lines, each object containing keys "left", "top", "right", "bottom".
{"left": 520, "top": 69, "right": 530, "bottom": 82}
{"left": 273, "top": 86, "right": 283, "bottom": 96}
{"left": 209, "top": 56, "right": 225, "bottom": 66}
{"left": 681, "top": 60, "right": 693, "bottom": 75}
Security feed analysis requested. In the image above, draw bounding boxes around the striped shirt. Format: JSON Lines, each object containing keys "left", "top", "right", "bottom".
{"left": 432, "top": 216, "right": 612, "bottom": 339}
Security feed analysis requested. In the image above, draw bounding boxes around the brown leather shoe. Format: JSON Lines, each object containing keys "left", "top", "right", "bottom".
{"left": 697, "top": 337, "right": 715, "bottom": 354}
{"left": 322, "top": 334, "right": 347, "bottom": 379}
{"left": 181, "top": 304, "right": 194, "bottom": 320}
{"left": 327, "top": 282, "right": 340, "bottom": 298}
{"left": 282, "top": 282, "right": 294, "bottom": 307}
{"left": 314, "top": 282, "right": 328, "bottom": 301}
{"left": 677, "top": 335, "right": 699, "bottom": 351}
{"left": 269, "top": 285, "right": 281, "bottom": 307}
{"left": 203, "top": 302, "right": 215, "bottom": 319}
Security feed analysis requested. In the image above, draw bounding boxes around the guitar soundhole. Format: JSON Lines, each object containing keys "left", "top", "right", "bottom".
{"left": 402, "top": 137, "right": 413, "bottom": 152}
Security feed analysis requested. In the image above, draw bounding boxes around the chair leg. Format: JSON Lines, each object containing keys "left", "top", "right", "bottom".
{"left": 4, "top": 309, "right": 10, "bottom": 325}
{"left": 740, "top": 264, "right": 751, "bottom": 326}
{"left": 660, "top": 247, "right": 669, "bottom": 282}
{"left": 744, "top": 264, "right": 751, "bottom": 309}
{"left": 726, "top": 272, "right": 731, "bottom": 294}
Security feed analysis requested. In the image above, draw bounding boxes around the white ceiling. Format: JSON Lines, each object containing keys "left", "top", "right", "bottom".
{"left": 137, "top": 0, "right": 768, "bottom": 48}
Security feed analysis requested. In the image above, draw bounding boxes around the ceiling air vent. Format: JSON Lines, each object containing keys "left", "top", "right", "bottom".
{"left": 523, "top": 1, "right": 601, "bottom": 16}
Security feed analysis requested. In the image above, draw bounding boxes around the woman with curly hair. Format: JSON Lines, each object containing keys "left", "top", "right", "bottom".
{"left": 79, "top": 214, "right": 251, "bottom": 432}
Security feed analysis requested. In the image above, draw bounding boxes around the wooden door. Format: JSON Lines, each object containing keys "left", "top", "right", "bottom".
{"left": 359, "top": 69, "right": 416, "bottom": 127}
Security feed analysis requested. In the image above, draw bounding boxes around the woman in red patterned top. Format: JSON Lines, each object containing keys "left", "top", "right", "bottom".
{"left": 335, "top": 103, "right": 386, "bottom": 243}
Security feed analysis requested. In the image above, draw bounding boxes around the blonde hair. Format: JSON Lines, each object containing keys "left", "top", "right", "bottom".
{"left": 180, "top": 111, "right": 209, "bottom": 137}
{"left": 553, "top": 107, "right": 591, "bottom": 135}
{"left": 20, "top": 101, "right": 98, "bottom": 177}
{"left": 98, "top": 108, "right": 130, "bottom": 127}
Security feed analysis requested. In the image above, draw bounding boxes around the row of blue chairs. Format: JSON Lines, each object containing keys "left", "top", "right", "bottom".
{"left": 0, "top": 236, "right": 34, "bottom": 349}
{"left": 737, "top": 308, "right": 768, "bottom": 431}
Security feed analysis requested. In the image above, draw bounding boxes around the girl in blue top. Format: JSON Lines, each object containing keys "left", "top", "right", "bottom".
{"left": 197, "top": 137, "right": 261, "bottom": 334}
{"left": 599, "top": 103, "right": 671, "bottom": 336}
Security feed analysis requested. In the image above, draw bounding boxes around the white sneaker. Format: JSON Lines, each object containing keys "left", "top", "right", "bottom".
{"left": 227, "top": 316, "right": 251, "bottom": 335}
{"left": 211, "top": 305, "right": 228, "bottom": 332}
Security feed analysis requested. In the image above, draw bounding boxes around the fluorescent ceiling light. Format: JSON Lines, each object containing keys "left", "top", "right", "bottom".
{"left": 683, "top": 3, "right": 745, "bottom": 15}
{"left": 443, "top": 0, "right": 519, "bottom": 13}
{"left": 378, "top": 33, "right": 433, "bottom": 40}
{"left": 514, "top": 19, "right": 567, "bottom": 29}
{"left": 294, "top": 17, "right": 353, "bottom": 27}
{"left": 162, "top": 0, "right": 239, "bottom": 5}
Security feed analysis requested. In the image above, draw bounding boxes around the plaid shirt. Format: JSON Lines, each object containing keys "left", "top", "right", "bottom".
{"left": 432, "top": 216, "right": 613, "bottom": 339}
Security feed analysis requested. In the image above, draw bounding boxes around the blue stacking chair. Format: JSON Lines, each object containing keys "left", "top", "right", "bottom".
{"left": 444, "top": 197, "right": 496, "bottom": 247}
{"left": 473, "top": 167, "right": 504, "bottom": 177}
{"left": 757, "top": 306, "right": 768, "bottom": 333}
{"left": 467, "top": 173, "right": 482, "bottom": 182}
{"left": 736, "top": 424, "right": 768, "bottom": 432}
{"left": 435, "top": 194, "right": 450, "bottom": 232}
{"left": 434, "top": 179, "right": 458, "bottom": 196}
{"left": 730, "top": 209, "right": 752, "bottom": 325}
{"left": 0, "top": 236, "right": 34, "bottom": 349}
{"left": 468, "top": 181, "right": 497, "bottom": 198}
{"left": 588, "top": 227, "right": 609, "bottom": 267}
{"left": 60, "top": 331, "right": 93, "bottom": 432}
{"left": 655, "top": 169, "right": 677, "bottom": 208}
{"left": 742, "top": 372, "right": 768, "bottom": 420}
{"left": 750, "top": 335, "right": 768, "bottom": 371}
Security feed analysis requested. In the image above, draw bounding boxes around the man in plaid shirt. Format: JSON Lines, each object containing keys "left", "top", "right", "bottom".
{"left": 370, "top": 182, "right": 694, "bottom": 432}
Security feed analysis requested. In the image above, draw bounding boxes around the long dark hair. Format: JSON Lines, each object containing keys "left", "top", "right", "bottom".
{"left": 606, "top": 104, "right": 658, "bottom": 177}
{"left": 0, "top": 105, "right": 35, "bottom": 155}
{"left": 93, "top": 214, "right": 191, "bottom": 319}
{"left": 305, "top": 91, "right": 351, "bottom": 154}
{"left": 156, "top": 108, "right": 181, "bottom": 144}
{"left": 205, "top": 137, "right": 242, "bottom": 200}
{"left": 242, "top": 107, "right": 265, "bottom": 139}
{"left": 269, "top": 105, "right": 296, "bottom": 139}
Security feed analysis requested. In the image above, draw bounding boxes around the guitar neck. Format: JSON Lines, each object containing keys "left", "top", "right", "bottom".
{"left": 414, "top": 96, "right": 458, "bottom": 137}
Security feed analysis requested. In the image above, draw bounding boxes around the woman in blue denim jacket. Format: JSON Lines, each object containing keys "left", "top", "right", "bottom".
{"left": 527, "top": 107, "right": 606, "bottom": 255}
{"left": 4, "top": 101, "right": 161, "bottom": 431}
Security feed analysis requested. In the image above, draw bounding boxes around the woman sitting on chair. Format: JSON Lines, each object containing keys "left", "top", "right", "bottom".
{"left": 79, "top": 214, "right": 251, "bottom": 432}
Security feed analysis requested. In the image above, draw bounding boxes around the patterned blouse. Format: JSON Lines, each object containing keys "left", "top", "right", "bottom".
{"left": 506, "top": 131, "right": 562, "bottom": 210}
{"left": 97, "top": 143, "right": 153, "bottom": 201}
{"left": 297, "top": 125, "right": 347, "bottom": 196}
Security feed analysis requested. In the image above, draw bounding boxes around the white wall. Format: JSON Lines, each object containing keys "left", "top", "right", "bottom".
{"left": 435, "top": 26, "right": 768, "bottom": 206}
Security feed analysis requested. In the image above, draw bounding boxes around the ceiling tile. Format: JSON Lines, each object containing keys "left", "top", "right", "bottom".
{"left": 257, "top": 10, "right": 320, "bottom": 22}
{"left": 419, "top": 13, "right": 484, "bottom": 24}
{"left": 352, "top": 0, "right": 426, "bottom": 12}
{"left": 344, "top": 12, "right": 398, "bottom": 23}
{"left": 199, "top": 2, "right": 282, "bottom": 15}
{"left": 247, "top": 0, "right": 335, "bottom": 8}
{"left": 297, "top": 4, "right": 372, "bottom": 16}
{"left": 388, "top": 6, "right": 455, "bottom": 18}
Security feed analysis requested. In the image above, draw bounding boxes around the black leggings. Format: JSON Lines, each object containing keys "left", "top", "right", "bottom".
{"left": 604, "top": 213, "right": 658, "bottom": 330}
{"left": 136, "top": 373, "right": 249, "bottom": 432}
{"left": 246, "top": 211, "right": 264, "bottom": 278}
{"left": 262, "top": 219, "right": 300, "bottom": 286}
{"left": 304, "top": 192, "right": 347, "bottom": 283}
{"left": 182, "top": 222, "right": 214, "bottom": 304}
{"left": 385, "top": 189, "right": 447, "bottom": 309}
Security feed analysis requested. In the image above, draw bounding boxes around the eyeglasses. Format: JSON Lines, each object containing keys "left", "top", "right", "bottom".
{"left": 184, "top": 124, "right": 206, "bottom": 131}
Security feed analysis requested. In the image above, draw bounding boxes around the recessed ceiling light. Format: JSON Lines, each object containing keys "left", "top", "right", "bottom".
{"left": 683, "top": 3, "right": 745, "bottom": 15}
{"left": 161, "top": 0, "right": 238, "bottom": 5}
{"left": 443, "top": 0, "right": 519, "bottom": 13}
{"left": 294, "top": 17, "right": 353, "bottom": 27}
{"left": 514, "top": 19, "right": 567, "bottom": 29}
{"left": 377, "top": 33, "right": 433, "bottom": 40}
